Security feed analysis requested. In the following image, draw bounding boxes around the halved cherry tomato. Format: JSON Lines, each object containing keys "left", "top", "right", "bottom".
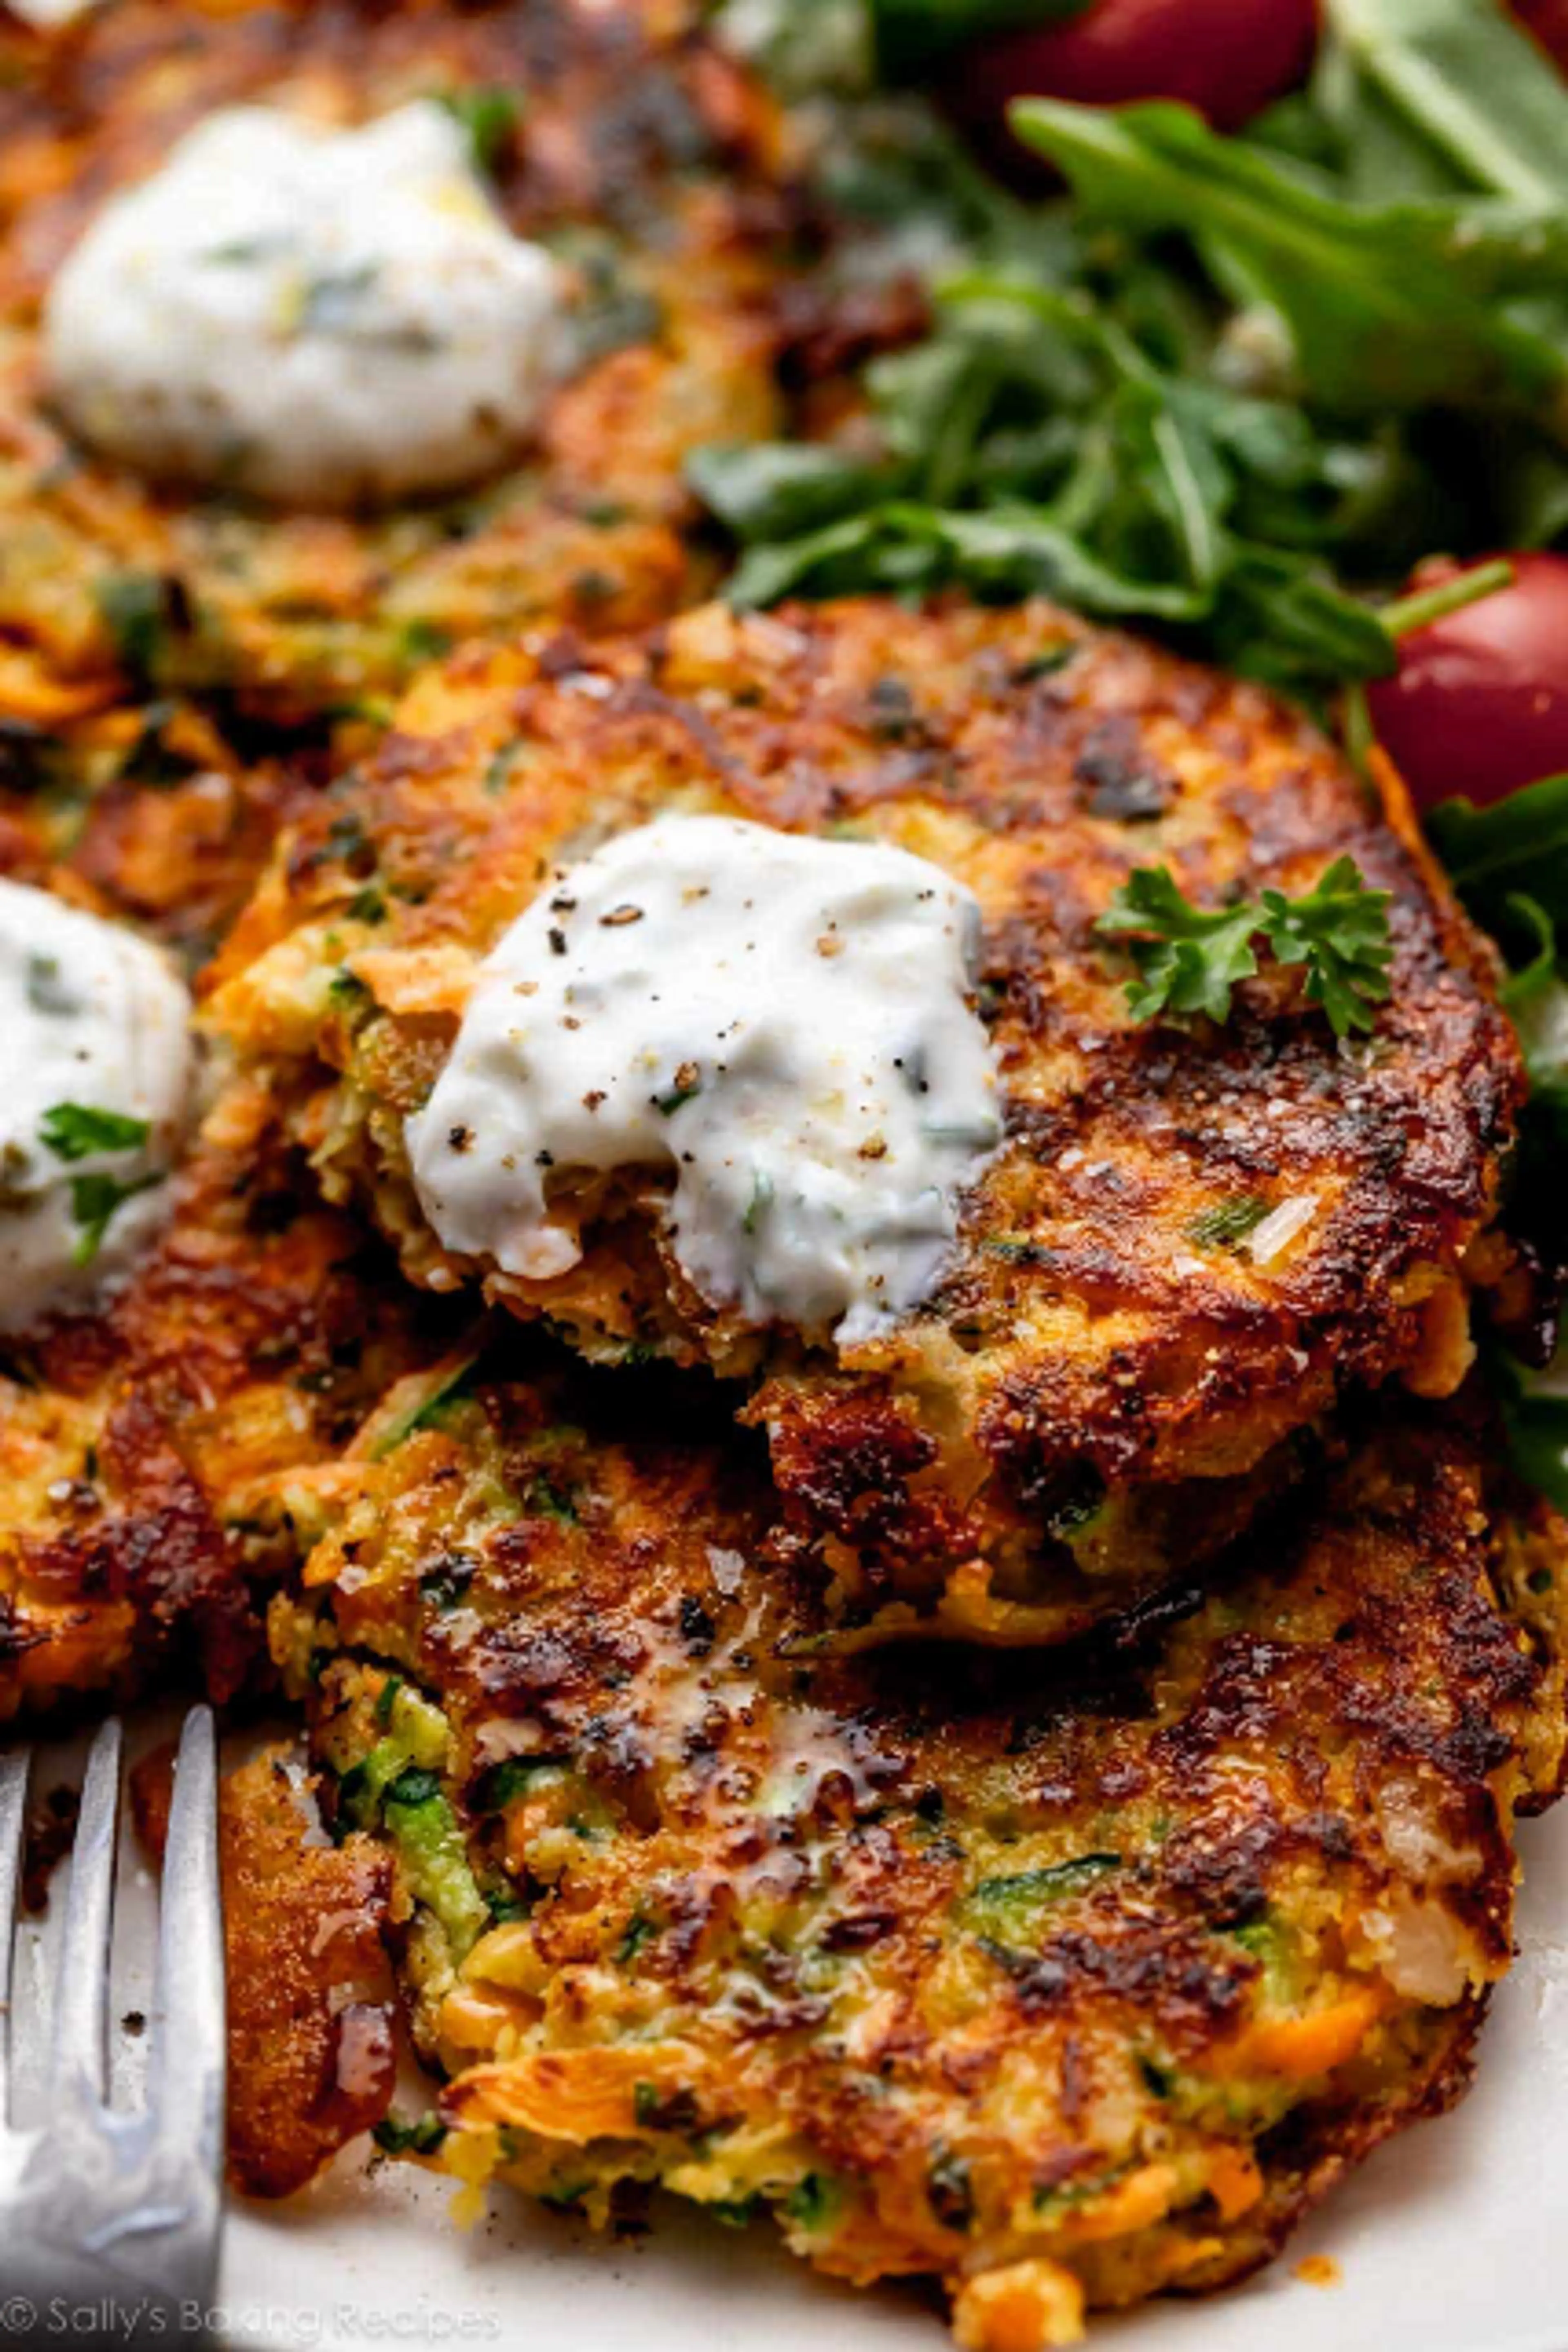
{"left": 945, "top": 0, "right": 1319, "bottom": 180}
{"left": 1367, "top": 554, "right": 1568, "bottom": 812}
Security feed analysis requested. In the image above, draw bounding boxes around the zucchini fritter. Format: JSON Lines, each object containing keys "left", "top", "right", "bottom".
{"left": 257, "top": 1356, "right": 1568, "bottom": 2347}
{"left": 0, "top": 0, "right": 809, "bottom": 722}
{"left": 212, "top": 597, "right": 1525, "bottom": 1637}
{"left": 0, "top": 1096, "right": 449, "bottom": 1720}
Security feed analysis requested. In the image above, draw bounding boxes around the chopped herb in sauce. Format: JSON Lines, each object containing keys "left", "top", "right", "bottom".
{"left": 69, "top": 1169, "right": 163, "bottom": 1266}
{"left": 40, "top": 1102, "right": 153, "bottom": 1162}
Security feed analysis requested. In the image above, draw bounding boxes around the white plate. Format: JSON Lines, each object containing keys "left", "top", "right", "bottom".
{"left": 13, "top": 1720, "right": 1568, "bottom": 2352}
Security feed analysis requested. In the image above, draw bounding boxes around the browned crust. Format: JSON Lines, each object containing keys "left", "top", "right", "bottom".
{"left": 220, "top": 1748, "right": 397, "bottom": 2200}
{"left": 0, "top": 1111, "right": 450, "bottom": 1720}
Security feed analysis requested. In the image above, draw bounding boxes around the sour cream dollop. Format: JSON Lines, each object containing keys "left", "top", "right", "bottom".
{"left": 407, "top": 815, "right": 1002, "bottom": 1346}
{"left": 9, "top": 0, "right": 95, "bottom": 22}
{"left": 44, "top": 101, "right": 566, "bottom": 508}
{"left": 0, "top": 881, "right": 194, "bottom": 1333}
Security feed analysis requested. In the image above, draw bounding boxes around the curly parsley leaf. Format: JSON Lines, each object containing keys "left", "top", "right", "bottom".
{"left": 1098, "top": 860, "right": 1393, "bottom": 1035}
{"left": 1095, "top": 869, "right": 1262, "bottom": 1025}
{"left": 1258, "top": 855, "right": 1394, "bottom": 1036}
{"left": 69, "top": 1171, "right": 163, "bottom": 1267}
{"left": 40, "top": 1103, "right": 152, "bottom": 1162}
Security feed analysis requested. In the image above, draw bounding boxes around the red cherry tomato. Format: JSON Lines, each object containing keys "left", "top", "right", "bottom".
{"left": 945, "top": 0, "right": 1319, "bottom": 180}
{"left": 1367, "top": 554, "right": 1568, "bottom": 812}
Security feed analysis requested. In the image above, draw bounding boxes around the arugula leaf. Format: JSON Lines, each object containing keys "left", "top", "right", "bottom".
{"left": 40, "top": 1103, "right": 152, "bottom": 1162}
{"left": 1098, "top": 860, "right": 1394, "bottom": 1034}
{"left": 1426, "top": 773, "right": 1568, "bottom": 941}
{"left": 917, "top": 505, "right": 1216, "bottom": 617}
{"left": 686, "top": 443, "right": 892, "bottom": 544}
{"left": 694, "top": 261, "right": 1413, "bottom": 693}
{"left": 724, "top": 512, "right": 884, "bottom": 608}
{"left": 69, "top": 1171, "right": 163, "bottom": 1266}
{"left": 1096, "top": 869, "right": 1262, "bottom": 1025}
{"left": 691, "top": 53, "right": 1568, "bottom": 708}
{"left": 1322, "top": 0, "right": 1568, "bottom": 208}
{"left": 1495, "top": 897, "right": 1568, "bottom": 1151}
{"left": 1209, "top": 546, "right": 1396, "bottom": 695}
{"left": 1303, "top": 38, "right": 1473, "bottom": 202}
{"left": 1010, "top": 98, "right": 1568, "bottom": 421}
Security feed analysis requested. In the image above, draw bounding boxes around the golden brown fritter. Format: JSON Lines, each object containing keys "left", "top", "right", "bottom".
{"left": 0, "top": 0, "right": 814, "bottom": 723}
{"left": 0, "top": 1088, "right": 452, "bottom": 1721}
{"left": 211, "top": 597, "right": 1525, "bottom": 1638}
{"left": 254, "top": 1351, "right": 1568, "bottom": 2348}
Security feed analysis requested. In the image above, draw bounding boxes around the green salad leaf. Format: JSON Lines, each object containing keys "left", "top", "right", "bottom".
{"left": 1426, "top": 775, "right": 1568, "bottom": 941}
{"left": 690, "top": 9, "right": 1568, "bottom": 700}
{"left": 1010, "top": 98, "right": 1568, "bottom": 421}
{"left": 1320, "top": 0, "right": 1568, "bottom": 206}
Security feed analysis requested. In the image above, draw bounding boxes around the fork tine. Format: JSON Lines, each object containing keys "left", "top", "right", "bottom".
{"left": 0, "top": 1746, "right": 28, "bottom": 2124}
{"left": 149, "top": 1706, "right": 224, "bottom": 2162}
{"left": 47, "top": 1716, "right": 121, "bottom": 2107}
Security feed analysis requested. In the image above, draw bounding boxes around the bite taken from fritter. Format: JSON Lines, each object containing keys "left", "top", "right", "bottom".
{"left": 0, "top": 0, "right": 832, "bottom": 724}
{"left": 254, "top": 1351, "right": 1568, "bottom": 2350}
{"left": 209, "top": 596, "right": 1527, "bottom": 1642}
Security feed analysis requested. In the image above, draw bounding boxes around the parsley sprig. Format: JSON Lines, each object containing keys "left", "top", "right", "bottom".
{"left": 1096, "top": 856, "right": 1392, "bottom": 1037}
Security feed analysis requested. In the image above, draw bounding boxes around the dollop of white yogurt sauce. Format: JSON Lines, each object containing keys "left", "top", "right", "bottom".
{"left": 44, "top": 101, "right": 566, "bottom": 508}
{"left": 0, "top": 881, "right": 194, "bottom": 1333}
{"left": 407, "top": 814, "right": 1002, "bottom": 1345}
{"left": 9, "top": 0, "right": 95, "bottom": 22}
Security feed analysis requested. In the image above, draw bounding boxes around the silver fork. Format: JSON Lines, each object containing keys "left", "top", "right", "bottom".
{"left": 0, "top": 1710, "right": 225, "bottom": 2347}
